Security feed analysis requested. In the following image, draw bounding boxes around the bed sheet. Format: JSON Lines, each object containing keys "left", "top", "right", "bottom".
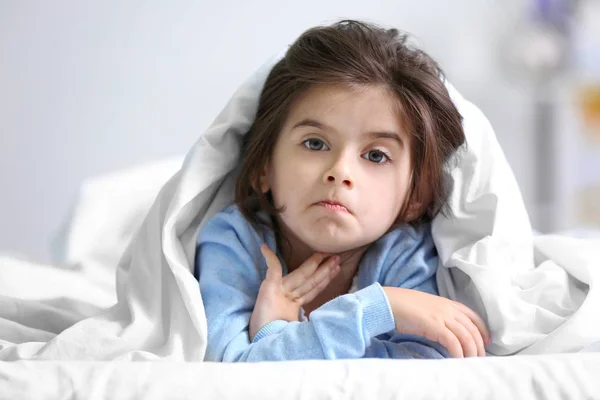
{"left": 1, "top": 354, "right": 600, "bottom": 399}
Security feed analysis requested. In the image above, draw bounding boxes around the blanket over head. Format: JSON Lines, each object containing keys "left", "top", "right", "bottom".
{"left": 1, "top": 53, "right": 598, "bottom": 361}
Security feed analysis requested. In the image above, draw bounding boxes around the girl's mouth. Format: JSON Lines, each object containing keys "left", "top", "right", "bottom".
{"left": 316, "top": 201, "right": 349, "bottom": 213}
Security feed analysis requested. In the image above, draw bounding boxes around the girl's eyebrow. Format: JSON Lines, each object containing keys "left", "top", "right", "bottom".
{"left": 291, "top": 118, "right": 404, "bottom": 146}
{"left": 365, "top": 131, "right": 404, "bottom": 147}
{"left": 291, "top": 118, "right": 326, "bottom": 130}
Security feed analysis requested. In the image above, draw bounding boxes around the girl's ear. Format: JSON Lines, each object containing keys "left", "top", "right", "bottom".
{"left": 403, "top": 178, "right": 424, "bottom": 223}
{"left": 405, "top": 201, "right": 423, "bottom": 222}
{"left": 395, "top": 193, "right": 423, "bottom": 225}
{"left": 259, "top": 164, "right": 270, "bottom": 194}
{"left": 392, "top": 204, "right": 420, "bottom": 227}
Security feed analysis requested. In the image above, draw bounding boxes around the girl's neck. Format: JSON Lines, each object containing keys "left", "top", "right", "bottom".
{"left": 276, "top": 222, "right": 369, "bottom": 284}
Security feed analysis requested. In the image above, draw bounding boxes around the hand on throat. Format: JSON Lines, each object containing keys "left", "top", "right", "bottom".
{"left": 278, "top": 226, "right": 368, "bottom": 293}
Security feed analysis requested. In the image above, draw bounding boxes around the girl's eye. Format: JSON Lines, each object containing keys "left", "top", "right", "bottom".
{"left": 362, "top": 150, "right": 391, "bottom": 164}
{"left": 302, "top": 138, "right": 329, "bottom": 151}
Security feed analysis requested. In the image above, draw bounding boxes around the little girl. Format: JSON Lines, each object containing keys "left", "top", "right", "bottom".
{"left": 195, "top": 20, "right": 490, "bottom": 362}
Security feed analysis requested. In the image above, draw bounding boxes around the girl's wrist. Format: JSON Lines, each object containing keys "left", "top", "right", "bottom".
{"left": 382, "top": 286, "right": 409, "bottom": 320}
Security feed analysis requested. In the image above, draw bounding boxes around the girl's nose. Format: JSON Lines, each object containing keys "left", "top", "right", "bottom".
{"left": 326, "top": 175, "right": 353, "bottom": 188}
{"left": 324, "top": 152, "right": 354, "bottom": 188}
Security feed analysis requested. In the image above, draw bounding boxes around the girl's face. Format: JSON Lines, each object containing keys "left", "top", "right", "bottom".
{"left": 261, "top": 84, "right": 413, "bottom": 254}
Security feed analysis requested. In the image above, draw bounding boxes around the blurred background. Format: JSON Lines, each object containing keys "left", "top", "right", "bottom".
{"left": 1, "top": 0, "right": 599, "bottom": 262}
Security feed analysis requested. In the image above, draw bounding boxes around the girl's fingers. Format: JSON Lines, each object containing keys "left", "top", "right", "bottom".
{"left": 445, "top": 319, "right": 477, "bottom": 358}
{"left": 294, "top": 263, "right": 341, "bottom": 303}
{"left": 260, "top": 244, "right": 282, "bottom": 281}
{"left": 437, "top": 327, "right": 464, "bottom": 358}
{"left": 452, "top": 302, "right": 491, "bottom": 345}
{"left": 282, "top": 252, "right": 333, "bottom": 292}
{"left": 298, "top": 265, "right": 341, "bottom": 304}
{"left": 455, "top": 313, "right": 486, "bottom": 357}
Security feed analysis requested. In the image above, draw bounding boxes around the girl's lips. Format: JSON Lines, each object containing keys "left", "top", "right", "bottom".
{"left": 316, "top": 201, "right": 349, "bottom": 213}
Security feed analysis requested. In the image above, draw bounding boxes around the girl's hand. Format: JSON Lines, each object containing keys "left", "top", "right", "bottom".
{"left": 248, "top": 244, "right": 341, "bottom": 341}
{"left": 382, "top": 287, "right": 491, "bottom": 358}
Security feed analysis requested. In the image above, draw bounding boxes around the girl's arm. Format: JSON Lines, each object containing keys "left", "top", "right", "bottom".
{"left": 198, "top": 209, "right": 487, "bottom": 361}
{"left": 199, "top": 240, "right": 395, "bottom": 361}
{"left": 364, "top": 331, "right": 450, "bottom": 359}
{"left": 363, "top": 228, "right": 489, "bottom": 358}
{"left": 196, "top": 210, "right": 395, "bottom": 362}
{"left": 244, "top": 227, "right": 450, "bottom": 361}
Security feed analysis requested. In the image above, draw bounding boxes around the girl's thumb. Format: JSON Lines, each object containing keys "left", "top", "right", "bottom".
{"left": 261, "top": 244, "right": 282, "bottom": 280}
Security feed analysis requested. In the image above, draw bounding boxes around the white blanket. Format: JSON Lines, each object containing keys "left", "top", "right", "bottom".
{"left": 0, "top": 53, "right": 599, "bottom": 361}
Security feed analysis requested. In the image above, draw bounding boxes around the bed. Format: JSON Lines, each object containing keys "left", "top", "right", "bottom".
{"left": 2, "top": 353, "right": 600, "bottom": 399}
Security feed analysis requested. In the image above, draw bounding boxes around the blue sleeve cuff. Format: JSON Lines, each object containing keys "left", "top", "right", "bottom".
{"left": 252, "top": 320, "right": 288, "bottom": 343}
{"left": 354, "top": 283, "right": 395, "bottom": 340}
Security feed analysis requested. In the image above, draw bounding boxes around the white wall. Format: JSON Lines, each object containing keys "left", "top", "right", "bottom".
{"left": 0, "top": 0, "right": 534, "bottom": 261}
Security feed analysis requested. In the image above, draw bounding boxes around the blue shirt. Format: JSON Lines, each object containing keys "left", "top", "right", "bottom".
{"left": 195, "top": 205, "right": 449, "bottom": 362}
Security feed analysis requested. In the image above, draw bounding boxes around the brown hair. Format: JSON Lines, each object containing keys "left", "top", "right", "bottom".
{"left": 235, "top": 20, "right": 465, "bottom": 234}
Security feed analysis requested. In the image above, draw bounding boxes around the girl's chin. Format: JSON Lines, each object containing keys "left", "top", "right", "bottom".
{"left": 306, "top": 240, "right": 369, "bottom": 256}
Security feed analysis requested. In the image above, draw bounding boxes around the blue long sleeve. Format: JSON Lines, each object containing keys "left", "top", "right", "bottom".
{"left": 195, "top": 205, "right": 446, "bottom": 362}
